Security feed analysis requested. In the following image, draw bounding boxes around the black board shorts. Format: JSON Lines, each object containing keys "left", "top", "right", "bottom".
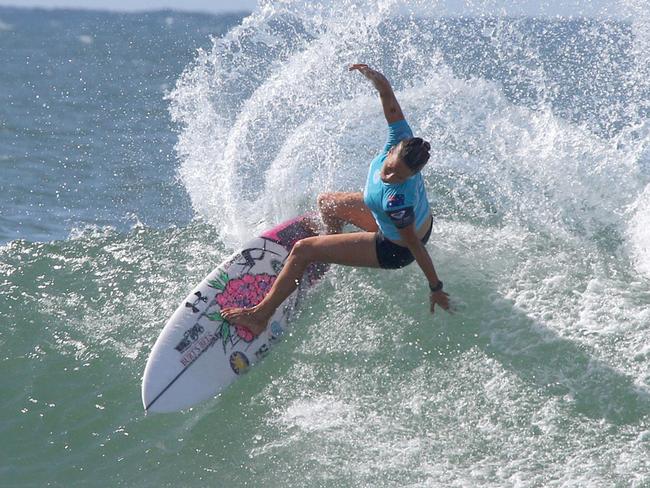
{"left": 375, "top": 217, "right": 433, "bottom": 269}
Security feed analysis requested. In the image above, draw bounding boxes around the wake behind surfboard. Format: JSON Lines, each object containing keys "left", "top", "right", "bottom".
{"left": 141, "top": 214, "right": 327, "bottom": 413}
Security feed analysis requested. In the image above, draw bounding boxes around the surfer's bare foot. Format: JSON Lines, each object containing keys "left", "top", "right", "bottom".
{"left": 221, "top": 306, "right": 269, "bottom": 337}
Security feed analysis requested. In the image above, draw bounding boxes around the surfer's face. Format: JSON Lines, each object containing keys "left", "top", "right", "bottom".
{"left": 393, "top": 159, "right": 415, "bottom": 181}
{"left": 394, "top": 138, "right": 430, "bottom": 174}
{"left": 385, "top": 147, "right": 416, "bottom": 183}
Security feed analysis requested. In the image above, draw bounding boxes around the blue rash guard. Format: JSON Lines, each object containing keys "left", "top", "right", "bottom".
{"left": 363, "top": 119, "right": 431, "bottom": 242}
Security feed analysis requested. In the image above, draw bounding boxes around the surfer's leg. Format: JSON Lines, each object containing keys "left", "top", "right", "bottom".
{"left": 221, "top": 232, "right": 379, "bottom": 335}
{"left": 261, "top": 232, "right": 380, "bottom": 314}
{"left": 317, "top": 192, "right": 379, "bottom": 234}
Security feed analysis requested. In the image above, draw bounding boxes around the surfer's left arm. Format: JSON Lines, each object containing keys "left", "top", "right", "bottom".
{"left": 397, "top": 224, "right": 450, "bottom": 314}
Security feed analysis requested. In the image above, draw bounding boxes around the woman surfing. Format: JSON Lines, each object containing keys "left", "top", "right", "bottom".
{"left": 222, "top": 64, "right": 450, "bottom": 335}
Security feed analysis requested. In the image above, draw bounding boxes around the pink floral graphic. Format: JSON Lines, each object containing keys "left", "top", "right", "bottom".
{"left": 215, "top": 273, "right": 276, "bottom": 341}
{"left": 235, "top": 325, "right": 254, "bottom": 342}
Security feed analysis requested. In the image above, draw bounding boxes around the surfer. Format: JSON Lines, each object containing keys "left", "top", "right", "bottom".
{"left": 222, "top": 64, "right": 450, "bottom": 336}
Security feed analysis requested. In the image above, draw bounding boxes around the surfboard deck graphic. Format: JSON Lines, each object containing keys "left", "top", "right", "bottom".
{"left": 141, "top": 214, "right": 327, "bottom": 413}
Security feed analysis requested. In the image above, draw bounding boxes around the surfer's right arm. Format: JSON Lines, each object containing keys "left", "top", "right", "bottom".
{"left": 349, "top": 64, "right": 405, "bottom": 124}
{"left": 396, "top": 223, "right": 450, "bottom": 315}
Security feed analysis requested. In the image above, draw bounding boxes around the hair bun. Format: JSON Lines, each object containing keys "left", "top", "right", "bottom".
{"left": 399, "top": 137, "right": 431, "bottom": 171}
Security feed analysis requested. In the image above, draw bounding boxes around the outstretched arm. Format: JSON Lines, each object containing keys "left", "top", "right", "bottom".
{"left": 349, "top": 64, "right": 405, "bottom": 124}
{"left": 397, "top": 223, "right": 450, "bottom": 315}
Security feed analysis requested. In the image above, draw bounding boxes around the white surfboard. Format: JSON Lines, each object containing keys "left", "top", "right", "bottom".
{"left": 142, "top": 215, "right": 327, "bottom": 413}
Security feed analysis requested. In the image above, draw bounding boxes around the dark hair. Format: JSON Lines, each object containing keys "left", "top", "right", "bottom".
{"left": 397, "top": 137, "right": 430, "bottom": 172}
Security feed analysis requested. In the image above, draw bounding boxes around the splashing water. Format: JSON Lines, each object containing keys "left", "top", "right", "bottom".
{"left": 170, "top": 0, "right": 650, "bottom": 252}
{"left": 3, "top": 3, "right": 650, "bottom": 486}
{"left": 166, "top": 2, "right": 650, "bottom": 482}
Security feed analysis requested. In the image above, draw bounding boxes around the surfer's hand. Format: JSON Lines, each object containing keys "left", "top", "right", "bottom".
{"left": 430, "top": 290, "right": 450, "bottom": 314}
{"left": 349, "top": 63, "right": 373, "bottom": 74}
{"left": 349, "top": 64, "right": 388, "bottom": 91}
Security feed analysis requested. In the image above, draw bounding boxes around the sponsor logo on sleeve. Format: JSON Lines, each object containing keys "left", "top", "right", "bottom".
{"left": 387, "top": 207, "right": 415, "bottom": 227}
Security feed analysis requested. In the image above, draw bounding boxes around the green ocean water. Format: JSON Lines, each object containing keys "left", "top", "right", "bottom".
{"left": 2, "top": 3, "right": 650, "bottom": 487}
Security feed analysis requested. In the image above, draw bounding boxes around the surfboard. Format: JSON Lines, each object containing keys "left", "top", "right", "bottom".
{"left": 141, "top": 214, "right": 327, "bottom": 413}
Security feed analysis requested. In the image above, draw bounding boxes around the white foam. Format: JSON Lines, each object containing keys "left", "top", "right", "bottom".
{"left": 627, "top": 184, "right": 650, "bottom": 277}
{"left": 280, "top": 396, "right": 353, "bottom": 432}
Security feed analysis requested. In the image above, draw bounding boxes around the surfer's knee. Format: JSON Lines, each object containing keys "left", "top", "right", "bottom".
{"left": 290, "top": 238, "right": 317, "bottom": 264}
{"left": 317, "top": 193, "right": 335, "bottom": 214}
